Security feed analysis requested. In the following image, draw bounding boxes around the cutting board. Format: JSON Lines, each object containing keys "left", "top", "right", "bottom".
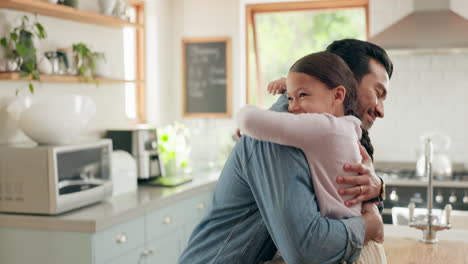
{"left": 384, "top": 236, "right": 468, "bottom": 264}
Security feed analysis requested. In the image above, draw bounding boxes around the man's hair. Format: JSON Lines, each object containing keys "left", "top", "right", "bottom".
{"left": 326, "top": 39, "right": 393, "bottom": 82}
{"left": 290, "top": 51, "right": 358, "bottom": 118}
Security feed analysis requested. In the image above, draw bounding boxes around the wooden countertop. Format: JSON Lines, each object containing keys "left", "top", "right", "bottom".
{"left": 384, "top": 237, "right": 468, "bottom": 264}
{"left": 384, "top": 225, "right": 468, "bottom": 263}
{"left": 0, "top": 171, "right": 219, "bottom": 233}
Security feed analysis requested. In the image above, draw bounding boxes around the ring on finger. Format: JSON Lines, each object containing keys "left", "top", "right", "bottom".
{"left": 358, "top": 185, "right": 363, "bottom": 195}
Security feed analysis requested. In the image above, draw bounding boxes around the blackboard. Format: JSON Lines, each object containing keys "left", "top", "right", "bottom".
{"left": 182, "top": 37, "right": 231, "bottom": 118}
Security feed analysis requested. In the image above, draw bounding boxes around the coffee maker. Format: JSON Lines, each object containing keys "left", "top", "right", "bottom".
{"left": 106, "top": 127, "right": 164, "bottom": 180}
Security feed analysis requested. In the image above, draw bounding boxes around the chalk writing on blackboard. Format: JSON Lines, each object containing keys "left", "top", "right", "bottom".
{"left": 183, "top": 38, "right": 231, "bottom": 118}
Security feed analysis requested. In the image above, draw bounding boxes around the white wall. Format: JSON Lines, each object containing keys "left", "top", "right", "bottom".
{"left": 145, "top": 0, "right": 240, "bottom": 170}
{"left": 0, "top": 1, "right": 129, "bottom": 144}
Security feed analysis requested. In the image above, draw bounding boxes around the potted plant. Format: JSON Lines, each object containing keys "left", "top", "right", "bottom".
{"left": 0, "top": 15, "right": 47, "bottom": 94}
{"left": 72, "top": 42, "right": 105, "bottom": 81}
{"left": 157, "top": 122, "right": 191, "bottom": 177}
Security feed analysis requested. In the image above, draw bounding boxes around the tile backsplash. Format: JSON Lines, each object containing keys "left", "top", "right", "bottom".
{"left": 371, "top": 52, "right": 468, "bottom": 164}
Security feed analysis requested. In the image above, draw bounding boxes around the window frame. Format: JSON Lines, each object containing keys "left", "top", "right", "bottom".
{"left": 130, "top": 0, "right": 146, "bottom": 122}
{"left": 245, "top": 0, "right": 370, "bottom": 105}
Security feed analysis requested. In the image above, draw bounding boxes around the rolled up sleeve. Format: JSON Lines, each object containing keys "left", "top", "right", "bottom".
{"left": 339, "top": 217, "right": 365, "bottom": 263}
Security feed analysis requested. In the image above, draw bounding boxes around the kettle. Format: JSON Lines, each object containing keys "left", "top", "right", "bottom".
{"left": 416, "top": 132, "right": 452, "bottom": 179}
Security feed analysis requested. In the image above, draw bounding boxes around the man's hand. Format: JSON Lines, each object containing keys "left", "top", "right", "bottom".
{"left": 267, "top": 77, "right": 287, "bottom": 95}
{"left": 337, "top": 144, "right": 382, "bottom": 206}
{"left": 361, "top": 202, "right": 384, "bottom": 244}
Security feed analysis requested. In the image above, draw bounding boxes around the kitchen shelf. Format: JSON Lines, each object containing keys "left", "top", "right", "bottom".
{"left": 0, "top": 0, "right": 143, "bottom": 29}
{"left": 0, "top": 72, "right": 143, "bottom": 84}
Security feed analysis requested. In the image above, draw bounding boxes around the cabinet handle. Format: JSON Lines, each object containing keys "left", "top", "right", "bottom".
{"left": 115, "top": 233, "right": 128, "bottom": 244}
{"left": 141, "top": 248, "right": 155, "bottom": 257}
{"left": 163, "top": 216, "right": 172, "bottom": 224}
{"left": 196, "top": 202, "right": 206, "bottom": 210}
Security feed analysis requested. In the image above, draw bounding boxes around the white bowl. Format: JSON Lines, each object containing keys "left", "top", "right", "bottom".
{"left": 7, "top": 94, "right": 96, "bottom": 145}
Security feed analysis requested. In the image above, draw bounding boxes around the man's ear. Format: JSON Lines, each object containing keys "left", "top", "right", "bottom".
{"left": 333, "top": 86, "right": 346, "bottom": 105}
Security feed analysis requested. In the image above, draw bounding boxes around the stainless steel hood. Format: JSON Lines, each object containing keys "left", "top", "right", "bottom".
{"left": 369, "top": 0, "right": 468, "bottom": 52}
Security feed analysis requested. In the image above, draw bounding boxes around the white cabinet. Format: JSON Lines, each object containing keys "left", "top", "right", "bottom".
{"left": 0, "top": 189, "right": 213, "bottom": 264}
{"left": 95, "top": 217, "right": 146, "bottom": 263}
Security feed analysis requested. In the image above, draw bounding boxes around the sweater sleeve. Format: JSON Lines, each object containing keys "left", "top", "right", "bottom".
{"left": 237, "top": 105, "right": 336, "bottom": 149}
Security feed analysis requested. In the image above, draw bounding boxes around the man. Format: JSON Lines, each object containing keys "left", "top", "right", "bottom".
{"left": 179, "top": 39, "right": 393, "bottom": 264}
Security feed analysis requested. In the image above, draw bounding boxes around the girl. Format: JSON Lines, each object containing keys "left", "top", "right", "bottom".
{"left": 237, "top": 51, "right": 385, "bottom": 264}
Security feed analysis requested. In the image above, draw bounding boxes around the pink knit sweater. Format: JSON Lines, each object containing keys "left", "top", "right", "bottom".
{"left": 237, "top": 105, "right": 362, "bottom": 219}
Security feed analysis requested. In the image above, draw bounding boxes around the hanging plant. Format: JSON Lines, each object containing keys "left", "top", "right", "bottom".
{"left": 0, "top": 15, "right": 47, "bottom": 94}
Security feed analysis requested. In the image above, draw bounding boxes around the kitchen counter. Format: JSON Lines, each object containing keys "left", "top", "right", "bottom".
{"left": 384, "top": 225, "right": 468, "bottom": 263}
{"left": 0, "top": 171, "right": 219, "bottom": 232}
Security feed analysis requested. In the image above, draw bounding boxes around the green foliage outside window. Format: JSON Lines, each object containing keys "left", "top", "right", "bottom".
{"left": 248, "top": 8, "right": 366, "bottom": 108}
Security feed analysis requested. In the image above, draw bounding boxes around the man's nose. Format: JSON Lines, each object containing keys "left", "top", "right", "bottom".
{"left": 376, "top": 99, "right": 384, "bottom": 118}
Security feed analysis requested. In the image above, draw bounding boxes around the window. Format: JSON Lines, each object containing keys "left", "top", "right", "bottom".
{"left": 246, "top": 0, "right": 368, "bottom": 108}
{"left": 124, "top": 1, "right": 146, "bottom": 121}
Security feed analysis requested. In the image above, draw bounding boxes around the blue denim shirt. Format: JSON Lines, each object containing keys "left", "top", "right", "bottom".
{"left": 179, "top": 94, "right": 365, "bottom": 264}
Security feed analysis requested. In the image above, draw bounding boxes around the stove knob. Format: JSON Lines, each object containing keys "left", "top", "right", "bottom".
{"left": 435, "top": 193, "right": 444, "bottom": 204}
{"left": 449, "top": 193, "right": 457, "bottom": 204}
{"left": 463, "top": 195, "right": 468, "bottom": 204}
{"left": 389, "top": 190, "right": 398, "bottom": 202}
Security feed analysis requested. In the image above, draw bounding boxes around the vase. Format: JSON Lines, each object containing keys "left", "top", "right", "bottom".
{"left": 6, "top": 59, "right": 19, "bottom": 72}
{"left": 99, "top": 0, "right": 116, "bottom": 16}
{"left": 163, "top": 158, "right": 177, "bottom": 177}
{"left": 38, "top": 57, "right": 53, "bottom": 75}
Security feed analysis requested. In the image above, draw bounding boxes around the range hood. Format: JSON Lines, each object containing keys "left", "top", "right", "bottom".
{"left": 369, "top": 0, "right": 468, "bottom": 52}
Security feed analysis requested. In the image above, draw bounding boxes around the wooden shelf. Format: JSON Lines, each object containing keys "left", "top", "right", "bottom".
{"left": 0, "top": 72, "right": 142, "bottom": 84}
{"left": 0, "top": 0, "right": 143, "bottom": 29}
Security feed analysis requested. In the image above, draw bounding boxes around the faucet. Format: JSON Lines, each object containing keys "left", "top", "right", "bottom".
{"left": 408, "top": 138, "right": 452, "bottom": 243}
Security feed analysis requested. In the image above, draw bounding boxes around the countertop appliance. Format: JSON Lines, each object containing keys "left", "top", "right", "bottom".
{"left": 377, "top": 168, "right": 468, "bottom": 224}
{"left": 111, "top": 150, "right": 137, "bottom": 196}
{"left": 106, "top": 128, "right": 163, "bottom": 180}
{"left": 0, "top": 139, "right": 113, "bottom": 215}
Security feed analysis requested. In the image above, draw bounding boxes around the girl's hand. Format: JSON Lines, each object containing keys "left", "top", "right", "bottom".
{"left": 267, "top": 77, "right": 287, "bottom": 95}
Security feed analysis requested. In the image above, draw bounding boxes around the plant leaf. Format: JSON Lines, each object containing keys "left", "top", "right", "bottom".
{"left": 35, "top": 23, "right": 46, "bottom": 39}
{"left": 19, "top": 71, "right": 29, "bottom": 78}
{"left": 32, "top": 71, "right": 40, "bottom": 80}
{"left": 28, "top": 83, "right": 34, "bottom": 93}
{"left": 23, "top": 61, "right": 35, "bottom": 72}
{"left": 16, "top": 44, "right": 28, "bottom": 57}
{"left": 10, "top": 32, "right": 18, "bottom": 42}
{"left": 0, "top": 37, "right": 7, "bottom": 47}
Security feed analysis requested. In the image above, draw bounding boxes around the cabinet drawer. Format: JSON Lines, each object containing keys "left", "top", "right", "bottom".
{"left": 185, "top": 191, "right": 213, "bottom": 220}
{"left": 146, "top": 200, "right": 187, "bottom": 239}
{"left": 146, "top": 231, "right": 183, "bottom": 264}
{"left": 146, "top": 191, "right": 213, "bottom": 240}
{"left": 93, "top": 217, "right": 145, "bottom": 264}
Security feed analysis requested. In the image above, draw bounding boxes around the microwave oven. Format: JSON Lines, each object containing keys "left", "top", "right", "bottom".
{"left": 0, "top": 139, "right": 113, "bottom": 215}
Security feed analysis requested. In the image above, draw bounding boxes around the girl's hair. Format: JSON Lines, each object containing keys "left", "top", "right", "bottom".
{"left": 289, "top": 51, "right": 374, "bottom": 160}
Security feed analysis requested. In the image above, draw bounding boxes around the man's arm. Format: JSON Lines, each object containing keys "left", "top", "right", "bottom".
{"left": 244, "top": 137, "right": 365, "bottom": 263}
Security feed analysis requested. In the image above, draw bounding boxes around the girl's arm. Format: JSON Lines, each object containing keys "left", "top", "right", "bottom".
{"left": 237, "top": 105, "right": 334, "bottom": 149}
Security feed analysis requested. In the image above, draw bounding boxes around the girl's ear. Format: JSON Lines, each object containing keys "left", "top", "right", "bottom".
{"left": 333, "top": 85, "right": 346, "bottom": 105}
